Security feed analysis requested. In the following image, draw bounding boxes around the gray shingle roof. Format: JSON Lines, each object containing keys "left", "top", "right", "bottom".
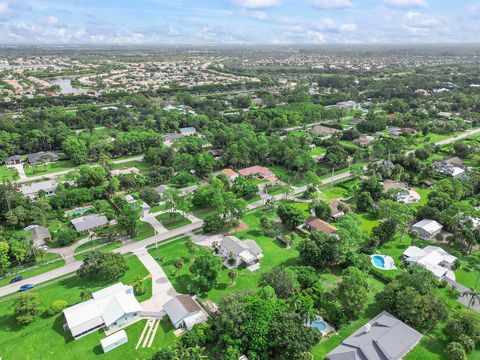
{"left": 327, "top": 311, "right": 423, "bottom": 360}
{"left": 26, "top": 151, "right": 59, "bottom": 164}
{"left": 71, "top": 214, "right": 108, "bottom": 232}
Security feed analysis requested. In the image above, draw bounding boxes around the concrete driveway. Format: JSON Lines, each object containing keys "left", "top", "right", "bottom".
{"left": 134, "top": 248, "right": 178, "bottom": 313}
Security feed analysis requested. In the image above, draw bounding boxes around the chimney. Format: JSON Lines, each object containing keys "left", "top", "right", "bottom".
{"left": 364, "top": 323, "right": 371, "bottom": 333}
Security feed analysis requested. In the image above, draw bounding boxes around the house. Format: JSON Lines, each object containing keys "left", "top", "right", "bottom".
{"left": 438, "top": 111, "right": 453, "bottom": 119}
{"left": 330, "top": 200, "right": 351, "bottom": 220}
{"left": 312, "top": 125, "right": 342, "bottom": 138}
{"left": 326, "top": 311, "right": 423, "bottom": 360}
{"left": 179, "top": 185, "right": 198, "bottom": 195}
{"left": 382, "top": 179, "right": 407, "bottom": 192}
{"left": 71, "top": 214, "right": 109, "bottom": 233}
{"left": 402, "top": 127, "right": 418, "bottom": 136}
{"left": 124, "top": 194, "right": 135, "bottom": 203}
{"left": 179, "top": 127, "right": 197, "bottom": 136}
{"left": 353, "top": 134, "right": 375, "bottom": 147}
{"left": 26, "top": 151, "right": 59, "bottom": 164}
{"left": 24, "top": 225, "right": 51, "bottom": 247}
{"left": 5, "top": 154, "right": 21, "bottom": 165}
{"left": 111, "top": 167, "right": 140, "bottom": 177}
{"left": 219, "top": 168, "right": 239, "bottom": 184}
{"left": 162, "top": 133, "right": 184, "bottom": 144}
{"left": 334, "top": 101, "right": 362, "bottom": 110}
{"left": 238, "top": 165, "right": 277, "bottom": 182}
{"left": 163, "top": 295, "right": 209, "bottom": 330}
{"left": 411, "top": 219, "right": 443, "bottom": 240}
{"left": 154, "top": 184, "right": 171, "bottom": 196}
{"left": 63, "top": 283, "right": 142, "bottom": 340}
{"left": 403, "top": 245, "right": 457, "bottom": 280}
{"left": 101, "top": 330, "right": 128, "bottom": 353}
{"left": 304, "top": 217, "right": 337, "bottom": 235}
{"left": 433, "top": 158, "right": 466, "bottom": 178}
{"left": 217, "top": 236, "right": 263, "bottom": 267}
{"left": 19, "top": 179, "right": 57, "bottom": 199}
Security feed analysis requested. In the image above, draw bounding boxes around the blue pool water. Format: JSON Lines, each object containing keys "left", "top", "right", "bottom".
{"left": 397, "top": 193, "right": 408, "bottom": 200}
{"left": 310, "top": 320, "right": 327, "bottom": 331}
{"left": 67, "top": 206, "right": 93, "bottom": 216}
{"left": 372, "top": 255, "right": 386, "bottom": 269}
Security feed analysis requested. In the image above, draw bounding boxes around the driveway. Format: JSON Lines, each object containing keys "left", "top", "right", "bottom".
{"left": 134, "top": 248, "right": 178, "bottom": 312}
{"left": 7, "top": 163, "right": 26, "bottom": 180}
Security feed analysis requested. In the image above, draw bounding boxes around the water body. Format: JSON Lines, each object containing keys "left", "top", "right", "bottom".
{"left": 49, "top": 77, "right": 89, "bottom": 95}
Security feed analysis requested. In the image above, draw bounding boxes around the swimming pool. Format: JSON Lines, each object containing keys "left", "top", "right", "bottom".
{"left": 371, "top": 254, "right": 397, "bottom": 270}
{"left": 372, "top": 255, "right": 386, "bottom": 269}
{"left": 66, "top": 206, "right": 94, "bottom": 216}
{"left": 310, "top": 320, "right": 327, "bottom": 331}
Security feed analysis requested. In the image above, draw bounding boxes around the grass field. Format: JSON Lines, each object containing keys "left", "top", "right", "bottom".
{"left": 24, "top": 160, "right": 77, "bottom": 177}
{"left": 0, "top": 255, "right": 154, "bottom": 360}
{"left": 0, "top": 165, "right": 18, "bottom": 181}
{"left": 155, "top": 212, "right": 192, "bottom": 230}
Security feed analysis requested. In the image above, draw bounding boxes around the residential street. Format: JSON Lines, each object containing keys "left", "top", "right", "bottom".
{"left": 0, "top": 127, "right": 477, "bottom": 298}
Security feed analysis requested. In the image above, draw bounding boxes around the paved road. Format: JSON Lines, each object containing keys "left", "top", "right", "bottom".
{"left": 0, "top": 221, "right": 203, "bottom": 298}
{"left": 14, "top": 155, "right": 144, "bottom": 184}
{"left": 406, "top": 127, "right": 480, "bottom": 155}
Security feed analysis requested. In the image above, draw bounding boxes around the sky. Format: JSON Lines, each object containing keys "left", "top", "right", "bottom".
{"left": 0, "top": 0, "right": 479, "bottom": 45}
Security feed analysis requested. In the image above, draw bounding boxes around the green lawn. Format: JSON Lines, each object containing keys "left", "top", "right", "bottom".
{"left": 149, "top": 209, "right": 302, "bottom": 303}
{"left": 24, "top": 160, "right": 77, "bottom": 177}
{"left": 74, "top": 240, "right": 123, "bottom": 260}
{"left": 155, "top": 212, "right": 192, "bottom": 230}
{"left": 109, "top": 160, "right": 152, "bottom": 175}
{"left": 0, "top": 255, "right": 155, "bottom": 360}
{"left": 0, "top": 165, "right": 18, "bottom": 181}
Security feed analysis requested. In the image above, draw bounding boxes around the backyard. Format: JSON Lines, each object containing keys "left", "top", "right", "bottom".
{"left": 0, "top": 255, "right": 155, "bottom": 360}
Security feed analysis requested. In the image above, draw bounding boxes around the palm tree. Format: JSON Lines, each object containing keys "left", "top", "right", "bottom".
{"left": 228, "top": 269, "right": 238, "bottom": 285}
{"left": 80, "top": 288, "right": 92, "bottom": 302}
{"left": 462, "top": 288, "right": 480, "bottom": 310}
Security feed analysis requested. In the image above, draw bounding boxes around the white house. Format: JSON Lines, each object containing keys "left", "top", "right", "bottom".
{"left": 163, "top": 295, "right": 208, "bottom": 330}
{"left": 100, "top": 330, "right": 128, "bottom": 353}
{"left": 411, "top": 219, "right": 443, "bottom": 240}
{"left": 217, "top": 236, "right": 263, "bottom": 267}
{"left": 19, "top": 180, "right": 57, "bottom": 199}
{"left": 403, "top": 245, "right": 457, "bottom": 281}
{"left": 63, "top": 283, "right": 142, "bottom": 340}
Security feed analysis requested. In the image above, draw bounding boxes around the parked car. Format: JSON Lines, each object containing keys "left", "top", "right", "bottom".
{"left": 10, "top": 276, "right": 23, "bottom": 283}
{"left": 19, "top": 284, "right": 34, "bottom": 292}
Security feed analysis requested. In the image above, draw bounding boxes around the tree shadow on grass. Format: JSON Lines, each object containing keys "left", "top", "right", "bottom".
{"left": 51, "top": 314, "right": 74, "bottom": 344}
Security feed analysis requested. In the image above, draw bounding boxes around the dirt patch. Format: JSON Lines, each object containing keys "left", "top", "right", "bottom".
{"left": 232, "top": 220, "right": 248, "bottom": 233}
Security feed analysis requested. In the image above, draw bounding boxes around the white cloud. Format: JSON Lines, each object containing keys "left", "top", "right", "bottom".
{"left": 313, "top": 18, "right": 337, "bottom": 30}
{"left": 307, "top": 30, "right": 326, "bottom": 42}
{"left": 39, "top": 16, "right": 59, "bottom": 26}
{"left": 0, "top": 2, "right": 9, "bottom": 14}
{"left": 340, "top": 23, "right": 357, "bottom": 32}
{"left": 385, "top": 0, "right": 428, "bottom": 8}
{"left": 235, "top": 0, "right": 280, "bottom": 9}
{"left": 405, "top": 11, "right": 438, "bottom": 27}
{"left": 242, "top": 10, "right": 270, "bottom": 21}
{"left": 168, "top": 26, "right": 182, "bottom": 35}
{"left": 308, "top": 0, "right": 352, "bottom": 9}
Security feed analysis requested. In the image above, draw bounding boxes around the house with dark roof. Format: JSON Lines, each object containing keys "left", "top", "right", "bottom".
{"left": 26, "top": 151, "right": 59, "bottom": 164}
{"left": 24, "top": 225, "right": 51, "bottom": 247}
{"left": 71, "top": 214, "right": 109, "bottom": 233}
{"left": 163, "top": 295, "right": 208, "bottom": 330}
{"left": 327, "top": 311, "right": 423, "bottom": 360}
{"left": 5, "top": 155, "right": 21, "bottom": 165}
{"left": 312, "top": 125, "right": 342, "bottom": 138}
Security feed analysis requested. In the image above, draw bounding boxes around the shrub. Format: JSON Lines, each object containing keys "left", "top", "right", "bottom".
{"left": 47, "top": 300, "right": 68, "bottom": 316}
{"left": 446, "top": 342, "right": 467, "bottom": 360}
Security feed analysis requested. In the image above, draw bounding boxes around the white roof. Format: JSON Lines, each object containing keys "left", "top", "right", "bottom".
{"left": 63, "top": 283, "right": 141, "bottom": 331}
{"left": 100, "top": 330, "right": 127, "bottom": 348}
{"left": 403, "top": 245, "right": 457, "bottom": 280}
{"left": 19, "top": 180, "right": 57, "bottom": 197}
{"left": 124, "top": 195, "right": 135, "bottom": 203}
{"left": 452, "top": 167, "right": 465, "bottom": 177}
{"left": 412, "top": 219, "right": 443, "bottom": 234}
